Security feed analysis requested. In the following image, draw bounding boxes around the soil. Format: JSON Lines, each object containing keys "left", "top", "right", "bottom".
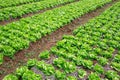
{"left": 0, "top": 0, "right": 119, "bottom": 79}
{"left": 0, "top": 0, "right": 79, "bottom": 25}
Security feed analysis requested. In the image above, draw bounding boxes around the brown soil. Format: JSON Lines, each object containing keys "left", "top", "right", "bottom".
{"left": 0, "top": 0, "right": 118, "bottom": 79}
{"left": 0, "top": 0, "right": 79, "bottom": 25}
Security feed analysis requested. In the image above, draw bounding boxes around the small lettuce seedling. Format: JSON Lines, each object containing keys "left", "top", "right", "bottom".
{"left": 111, "top": 62, "right": 120, "bottom": 72}
{"left": 55, "top": 70, "right": 66, "bottom": 79}
{"left": 93, "top": 64, "right": 104, "bottom": 74}
{"left": 3, "top": 74, "right": 18, "bottom": 80}
{"left": 27, "top": 59, "right": 37, "bottom": 68}
{"left": 36, "top": 61, "right": 55, "bottom": 76}
{"left": 113, "top": 54, "right": 120, "bottom": 63}
{"left": 53, "top": 57, "right": 76, "bottom": 73}
{"left": 22, "top": 70, "right": 42, "bottom": 80}
{"left": 39, "top": 50, "right": 50, "bottom": 59}
{"left": 82, "top": 60, "right": 93, "bottom": 69}
{"left": 97, "top": 57, "right": 108, "bottom": 66}
{"left": 105, "top": 70, "right": 120, "bottom": 80}
{"left": 88, "top": 72, "right": 100, "bottom": 80}
{"left": 15, "top": 66, "right": 28, "bottom": 77}
{"left": 78, "top": 69, "right": 86, "bottom": 78}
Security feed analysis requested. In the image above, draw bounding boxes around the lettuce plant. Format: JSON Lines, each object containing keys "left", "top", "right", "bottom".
{"left": 88, "top": 72, "right": 100, "bottom": 80}
{"left": 82, "top": 60, "right": 93, "bottom": 69}
{"left": 39, "top": 50, "right": 50, "bottom": 59}
{"left": 53, "top": 57, "right": 76, "bottom": 73}
{"left": 78, "top": 69, "right": 86, "bottom": 78}
{"left": 66, "top": 76, "right": 77, "bottom": 80}
{"left": 105, "top": 70, "right": 120, "bottom": 80}
{"left": 99, "top": 51, "right": 112, "bottom": 58}
{"left": 15, "top": 66, "right": 28, "bottom": 77}
{"left": 3, "top": 74, "right": 18, "bottom": 80}
{"left": 97, "top": 57, "right": 108, "bottom": 66}
{"left": 27, "top": 59, "right": 37, "bottom": 68}
{"left": 73, "top": 56, "right": 84, "bottom": 66}
{"left": 93, "top": 64, "right": 104, "bottom": 74}
{"left": 22, "top": 70, "right": 42, "bottom": 80}
{"left": 36, "top": 61, "right": 55, "bottom": 75}
{"left": 55, "top": 70, "right": 66, "bottom": 79}
{"left": 111, "top": 62, "right": 120, "bottom": 71}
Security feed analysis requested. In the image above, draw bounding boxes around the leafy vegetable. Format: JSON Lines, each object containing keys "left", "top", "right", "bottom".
{"left": 16, "top": 66, "right": 28, "bottom": 77}
{"left": 113, "top": 54, "right": 120, "bottom": 63}
{"left": 39, "top": 50, "right": 50, "bottom": 59}
{"left": 55, "top": 70, "right": 66, "bottom": 79}
{"left": 88, "top": 72, "right": 100, "bottom": 80}
{"left": 36, "top": 61, "right": 55, "bottom": 75}
{"left": 27, "top": 59, "right": 37, "bottom": 68}
{"left": 93, "top": 64, "right": 104, "bottom": 74}
{"left": 53, "top": 57, "right": 76, "bottom": 73}
{"left": 111, "top": 62, "right": 120, "bottom": 72}
{"left": 97, "top": 57, "right": 108, "bottom": 66}
{"left": 22, "top": 70, "right": 42, "bottom": 80}
{"left": 82, "top": 60, "right": 93, "bottom": 69}
{"left": 105, "top": 70, "right": 120, "bottom": 80}
{"left": 78, "top": 69, "right": 86, "bottom": 78}
{"left": 3, "top": 74, "right": 18, "bottom": 80}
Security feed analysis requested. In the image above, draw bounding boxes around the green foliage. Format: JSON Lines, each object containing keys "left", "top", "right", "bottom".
{"left": 39, "top": 50, "right": 50, "bottom": 59}
{"left": 88, "top": 72, "right": 100, "bottom": 80}
{"left": 0, "top": 0, "right": 112, "bottom": 63}
{"left": 3, "top": 1, "right": 120, "bottom": 80}
{"left": 0, "top": 0, "right": 42, "bottom": 8}
{"left": 36, "top": 61, "right": 55, "bottom": 75}
{"left": 99, "top": 51, "right": 112, "bottom": 58}
{"left": 111, "top": 62, "right": 120, "bottom": 72}
{"left": 0, "top": 0, "right": 75, "bottom": 21}
{"left": 3, "top": 74, "right": 18, "bottom": 80}
{"left": 74, "top": 56, "right": 84, "bottom": 66}
{"left": 15, "top": 66, "right": 28, "bottom": 77}
{"left": 55, "top": 70, "right": 66, "bottom": 79}
{"left": 78, "top": 69, "right": 86, "bottom": 78}
{"left": 105, "top": 70, "right": 120, "bottom": 80}
{"left": 27, "top": 59, "right": 37, "bottom": 68}
{"left": 53, "top": 57, "right": 76, "bottom": 73}
{"left": 113, "top": 54, "right": 120, "bottom": 63}
{"left": 67, "top": 76, "right": 77, "bottom": 80}
{"left": 93, "top": 64, "right": 104, "bottom": 74}
{"left": 0, "top": 54, "right": 3, "bottom": 65}
{"left": 82, "top": 60, "right": 93, "bottom": 69}
{"left": 97, "top": 57, "right": 108, "bottom": 66}
{"left": 22, "top": 70, "right": 42, "bottom": 80}
{"left": 87, "top": 53, "right": 97, "bottom": 60}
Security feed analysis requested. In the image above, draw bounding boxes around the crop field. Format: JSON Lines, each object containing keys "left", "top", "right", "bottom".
{"left": 0, "top": 0, "right": 120, "bottom": 80}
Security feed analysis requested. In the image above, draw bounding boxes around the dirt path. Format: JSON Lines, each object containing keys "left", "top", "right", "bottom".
{"left": 0, "top": 0, "right": 79, "bottom": 25}
{"left": 0, "top": 0, "right": 118, "bottom": 79}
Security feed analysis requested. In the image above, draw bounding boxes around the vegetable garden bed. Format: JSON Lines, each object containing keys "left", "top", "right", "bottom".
{"left": 2, "top": 1, "right": 120, "bottom": 80}
{"left": 0, "top": 0, "right": 112, "bottom": 65}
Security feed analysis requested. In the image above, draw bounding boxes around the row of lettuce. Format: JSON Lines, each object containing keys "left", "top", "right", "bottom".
{"left": 3, "top": 1, "right": 120, "bottom": 80}
{"left": 0, "top": 0, "right": 43, "bottom": 9}
{"left": 0, "top": 0, "right": 112, "bottom": 65}
{"left": 0, "top": 0, "right": 76, "bottom": 21}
